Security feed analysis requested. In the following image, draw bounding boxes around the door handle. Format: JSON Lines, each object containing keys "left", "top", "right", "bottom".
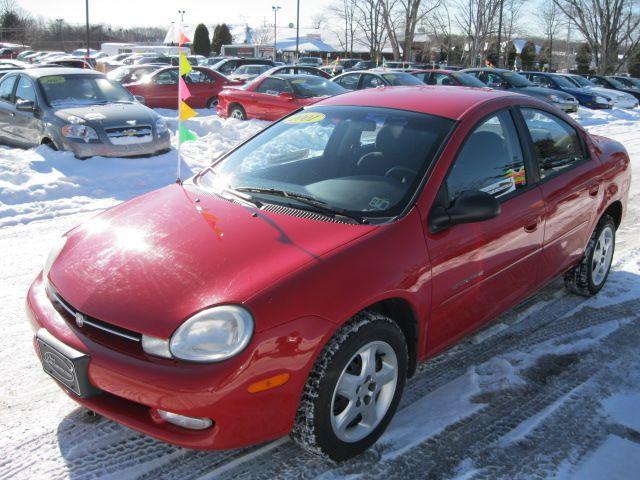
{"left": 587, "top": 182, "right": 600, "bottom": 197}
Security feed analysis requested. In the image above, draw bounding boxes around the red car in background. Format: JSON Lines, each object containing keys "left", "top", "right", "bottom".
{"left": 217, "top": 73, "right": 346, "bottom": 121}
{"left": 124, "top": 66, "right": 242, "bottom": 109}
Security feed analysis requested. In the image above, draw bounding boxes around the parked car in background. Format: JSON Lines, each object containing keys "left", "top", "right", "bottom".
{"left": 351, "top": 60, "right": 376, "bottom": 70}
{"left": 0, "top": 59, "right": 27, "bottom": 68}
{"left": 125, "top": 66, "right": 242, "bottom": 109}
{"left": 169, "top": 55, "right": 199, "bottom": 66}
{"left": 217, "top": 73, "right": 346, "bottom": 120}
{"left": 44, "top": 58, "right": 93, "bottom": 69}
{"left": 409, "top": 69, "right": 487, "bottom": 87}
{"left": 608, "top": 76, "right": 640, "bottom": 90}
{"left": 29, "top": 86, "right": 629, "bottom": 462}
{"left": 559, "top": 74, "right": 639, "bottom": 109}
{"left": 16, "top": 50, "right": 35, "bottom": 61}
{"left": 322, "top": 58, "right": 361, "bottom": 75}
{"left": 70, "top": 48, "right": 98, "bottom": 57}
{"left": 0, "top": 68, "right": 170, "bottom": 158}
{"left": 107, "top": 64, "right": 165, "bottom": 84}
{"left": 210, "top": 57, "right": 275, "bottom": 76}
{"left": 332, "top": 70, "right": 424, "bottom": 90}
{"left": 463, "top": 68, "right": 579, "bottom": 113}
{"left": 258, "top": 65, "right": 331, "bottom": 79}
{"left": 135, "top": 56, "right": 172, "bottom": 66}
{"left": 521, "top": 71, "right": 612, "bottom": 109}
{"left": 200, "top": 56, "right": 227, "bottom": 67}
{"left": 297, "top": 56, "right": 323, "bottom": 67}
{"left": 228, "top": 64, "right": 272, "bottom": 82}
{"left": 585, "top": 75, "right": 640, "bottom": 101}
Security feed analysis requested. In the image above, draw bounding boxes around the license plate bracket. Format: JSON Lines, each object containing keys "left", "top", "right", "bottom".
{"left": 36, "top": 328, "right": 101, "bottom": 398}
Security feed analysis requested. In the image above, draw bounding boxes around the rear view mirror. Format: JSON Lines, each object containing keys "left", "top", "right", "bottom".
{"left": 429, "top": 189, "right": 501, "bottom": 233}
{"left": 15, "top": 99, "right": 36, "bottom": 112}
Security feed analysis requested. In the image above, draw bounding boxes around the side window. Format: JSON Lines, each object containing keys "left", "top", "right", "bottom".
{"left": 485, "top": 72, "right": 505, "bottom": 87}
{"left": 431, "top": 72, "right": 454, "bottom": 86}
{"left": 521, "top": 108, "right": 586, "bottom": 179}
{"left": 154, "top": 70, "right": 178, "bottom": 85}
{"left": 446, "top": 111, "right": 527, "bottom": 202}
{"left": 15, "top": 76, "right": 37, "bottom": 104}
{"left": 361, "top": 74, "right": 384, "bottom": 89}
{"left": 186, "top": 70, "right": 214, "bottom": 84}
{"left": 255, "top": 78, "right": 290, "bottom": 95}
{"left": 219, "top": 61, "right": 237, "bottom": 74}
{"left": 412, "top": 72, "right": 429, "bottom": 83}
{"left": 531, "top": 74, "right": 551, "bottom": 87}
{"left": 0, "top": 75, "right": 16, "bottom": 102}
{"left": 336, "top": 74, "right": 360, "bottom": 90}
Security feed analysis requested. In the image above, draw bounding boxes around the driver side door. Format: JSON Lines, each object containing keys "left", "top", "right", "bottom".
{"left": 425, "top": 109, "right": 546, "bottom": 354}
{"left": 149, "top": 69, "right": 179, "bottom": 108}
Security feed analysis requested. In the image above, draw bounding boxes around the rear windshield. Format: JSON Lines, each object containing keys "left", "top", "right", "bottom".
{"left": 451, "top": 72, "right": 486, "bottom": 87}
{"left": 38, "top": 75, "right": 134, "bottom": 106}
{"left": 381, "top": 72, "right": 424, "bottom": 86}
{"left": 198, "top": 106, "right": 454, "bottom": 219}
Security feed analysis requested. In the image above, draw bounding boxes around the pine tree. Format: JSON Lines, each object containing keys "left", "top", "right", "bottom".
{"left": 192, "top": 24, "right": 211, "bottom": 57}
{"left": 628, "top": 48, "right": 640, "bottom": 78}
{"left": 212, "top": 24, "right": 233, "bottom": 56}
{"left": 575, "top": 43, "right": 592, "bottom": 74}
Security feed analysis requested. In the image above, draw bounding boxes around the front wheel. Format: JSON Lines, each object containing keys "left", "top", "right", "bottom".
{"left": 292, "top": 311, "right": 408, "bottom": 461}
{"left": 565, "top": 214, "right": 616, "bottom": 296}
{"left": 229, "top": 105, "right": 246, "bottom": 120}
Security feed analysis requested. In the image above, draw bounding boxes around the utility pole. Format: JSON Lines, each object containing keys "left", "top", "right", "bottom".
{"left": 178, "top": 10, "right": 185, "bottom": 22}
{"left": 295, "top": 0, "right": 300, "bottom": 61}
{"left": 85, "top": 0, "right": 90, "bottom": 58}
{"left": 272, "top": 5, "right": 281, "bottom": 61}
{"left": 496, "top": 0, "right": 504, "bottom": 67}
{"left": 56, "top": 18, "right": 64, "bottom": 51}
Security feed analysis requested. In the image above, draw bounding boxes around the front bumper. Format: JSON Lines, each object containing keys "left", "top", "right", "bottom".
{"left": 60, "top": 132, "right": 171, "bottom": 159}
{"left": 26, "top": 274, "right": 333, "bottom": 450}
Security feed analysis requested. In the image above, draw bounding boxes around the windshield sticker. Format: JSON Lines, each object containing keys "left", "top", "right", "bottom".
{"left": 40, "top": 76, "right": 66, "bottom": 84}
{"left": 291, "top": 79, "right": 307, "bottom": 84}
{"left": 480, "top": 177, "right": 516, "bottom": 198}
{"left": 368, "top": 196, "right": 391, "bottom": 211}
{"left": 284, "top": 112, "right": 326, "bottom": 124}
{"left": 84, "top": 113, "right": 106, "bottom": 121}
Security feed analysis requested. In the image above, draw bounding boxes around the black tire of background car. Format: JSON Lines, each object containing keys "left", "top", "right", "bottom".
{"left": 564, "top": 214, "right": 616, "bottom": 296}
{"left": 291, "top": 311, "right": 408, "bottom": 461}
{"left": 207, "top": 97, "right": 219, "bottom": 108}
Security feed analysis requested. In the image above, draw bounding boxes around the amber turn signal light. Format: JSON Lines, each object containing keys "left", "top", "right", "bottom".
{"left": 247, "top": 373, "right": 290, "bottom": 393}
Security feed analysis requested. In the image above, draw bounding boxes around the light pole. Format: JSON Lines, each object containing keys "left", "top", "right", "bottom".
{"left": 178, "top": 10, "right": 185, "bottom": 23}
{"left": 85, "top": 0, "right": 90, "bottom": 58}
{"left": 295, "top": 0, "right": 300, "bottom": 61}
{"left": 56, "top": 18, "right": 64, "bottom": 51}
{"left": 496, "top": 0, "right": 504, "bottom": 67}
{"left": 272, "top": 5, "right": 280, "bottom": 61}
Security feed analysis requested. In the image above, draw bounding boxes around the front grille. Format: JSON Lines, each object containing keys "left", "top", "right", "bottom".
{"left": 105, "top": 125, "right": 153, "bottom": 145}
{"left": 46, "top": 283, "right": 142, "bottom": 345}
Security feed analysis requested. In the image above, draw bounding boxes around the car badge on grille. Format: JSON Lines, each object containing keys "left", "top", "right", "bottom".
{"left": 126, "top": 120, "right": 136, "bottom": 126}
{"left": 75, "top": 311, "right": 85, "bottom": 328}
{"left": 124, "top": 129, "right": 138, "bottom": 137}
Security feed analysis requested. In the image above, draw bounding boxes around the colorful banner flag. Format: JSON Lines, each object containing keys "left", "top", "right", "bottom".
{"left": 179, "top": 32, "right": 191, "bottom": 46}
{"left": 179, "top": 53, "right": 192, "bottom": 75}
{"left": 179, "top": 101, "right": 197, "bottom": 121}
{"left": 179, "top": 125, "right": 198, "bottom": 142}
{"left": 179, "top": 76, "right": 192, "bottom": 100}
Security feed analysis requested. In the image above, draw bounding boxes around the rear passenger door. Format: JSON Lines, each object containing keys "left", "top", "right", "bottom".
{"left": 0, "top": 74, "right": 17, "bottom": 144}
{"left": 426, "top": 110, "right": 546, "bottom": 353}
{"left": 518, "top": 108, "right": 599, "bottom": 279}
{"left": 334, "top": 73, "right": 360, "bottom": 91}
{"left": 11, "top": 75, "right": 41, "bottom": 147}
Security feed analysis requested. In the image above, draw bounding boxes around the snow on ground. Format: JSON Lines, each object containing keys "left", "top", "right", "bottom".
{"left": 1, "top": 106, "right": 640, "bottom": 480}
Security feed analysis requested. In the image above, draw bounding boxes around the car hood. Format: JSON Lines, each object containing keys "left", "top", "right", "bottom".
{"left": 48, "top": 183, "right": 374, "bottom": 337}
{"left": 516, "top": 85, "right": 575, "bottom": 100}
{"left": 53, "top": 102, "right": 158, "bottom": 127}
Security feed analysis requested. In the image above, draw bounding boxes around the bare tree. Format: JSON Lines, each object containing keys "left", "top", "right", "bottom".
{"left": 381, "top": 0, "right": 441, "bottom": 60}
{"left": 500, "top": 0, "right": 526, "bottom": 44}
{"left": 329, "top": 0, "right": 357, "bottom": 56}
{"left": 425, "top": 3, "right": 455, "bottom": 62}
{"left": 355, "top": 0, "right": 388, "bottom": 63}
{"left": 381, "top": 0, "right": 403, "bottom": 60}
{"left": 553, "top": 0, "right": 640, "bottom": 73}
{"left": 539, "top": 0, "right": 563, "bottom": 69}
{"left": 252, "top": 26, "right": 273, "bottom": 46}
{"left": 454, "top": 0, "right": 501, "bottom": 67}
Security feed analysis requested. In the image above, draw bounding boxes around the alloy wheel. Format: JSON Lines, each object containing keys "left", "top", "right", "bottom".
{"left": 591, "top": 225, "right": 614, "bottom": 286}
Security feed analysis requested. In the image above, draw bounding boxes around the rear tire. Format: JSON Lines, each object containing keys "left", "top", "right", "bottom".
{"left": 229, "top": 104, "right": 246, "bottom": 120}
{"left": 291, "top": 311, "right": 408, "bottom": 461}
{"left": 207, "top": 97, "right": 219, "bottom": 109}
{"left": 564, "top": 214, "right": 616, "bottom": 296}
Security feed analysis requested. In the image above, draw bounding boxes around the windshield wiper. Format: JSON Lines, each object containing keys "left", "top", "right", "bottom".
{"left": 217, "top": 185, "right": 262, "bottom": 208}
{"left": 234, "top": 187, "right": 368, "bottom": 224}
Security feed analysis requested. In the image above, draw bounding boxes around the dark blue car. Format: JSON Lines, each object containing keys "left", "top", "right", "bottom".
{"left": 522, "top": 71, "right": 613, "bottom": 109}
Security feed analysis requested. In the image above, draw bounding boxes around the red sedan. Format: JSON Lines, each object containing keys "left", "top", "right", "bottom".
{"left": 217, "top": 73, "right": 346, "bottom": 121}
{"left": 28, "top": 86, "right": 629, "bottom": 461}
{"left": 124, "top": 66, "right": 242, "bottom": 109}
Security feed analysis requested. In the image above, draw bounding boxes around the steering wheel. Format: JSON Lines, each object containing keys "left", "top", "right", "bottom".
{"left": 357, "top": 151, "right": 384, "bottom": 168}
{"left": 385, "top": 166, "right": 417, "bottom": 183}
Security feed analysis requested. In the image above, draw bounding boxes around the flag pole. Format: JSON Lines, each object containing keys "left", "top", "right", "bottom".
{"left": 177, "top": 15, "right": 183, "bottom": 184}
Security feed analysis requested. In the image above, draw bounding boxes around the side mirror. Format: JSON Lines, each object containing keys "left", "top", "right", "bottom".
{"left": 134, "top": 95, "right": 145, "bottom": 104}
{"left": 279, "top": 91, "right": 295, "bottom": 100}
{"left": 15, "top": 99, "right": 36, "bottom": 112}
{"left": 429, "top": 189, "right": 501, "bottom": 233}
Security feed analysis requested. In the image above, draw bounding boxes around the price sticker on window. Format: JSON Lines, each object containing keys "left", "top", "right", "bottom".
{"left": 284, "top": 112, "right": 326, "bottom": 124}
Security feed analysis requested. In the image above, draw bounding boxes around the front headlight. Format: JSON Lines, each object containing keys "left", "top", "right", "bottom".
{"left": 593, "top": 96, "right": 608, "bottom": 104}
{"left": 546, "top": 94, "right": 560, "bottom": 103}
{"left": 61, "top": 124, "right": 99, "bottom": 143}
{"left": 43, "top": 235, "right": 67, "bottom": 279}
{"left": 156, "top": 305, "right": 254, "bottom": 362}
{"left": 155, "top": 118, "right": 168, "bottom": 135}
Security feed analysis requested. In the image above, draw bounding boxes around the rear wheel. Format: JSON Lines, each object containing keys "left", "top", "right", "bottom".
{"left": 207, "top": 97, "right": 219, "bottom": 109}
{"left": 292, "top": 311, "right": 407, "bottom": 461}
{"left": 565, "top": 214, "right": 616, "bottom": 296}
{"left": 229, "top": 104, "right": 246, "bottom": 120}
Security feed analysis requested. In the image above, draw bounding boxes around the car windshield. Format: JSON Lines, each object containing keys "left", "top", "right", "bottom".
{"left": 568, "top": 75, "right": 595, "bottom": 88}
{"left": 502, "top": 71, "right": 533, "bottom": 87}
{"left": 300, "top": 57, "right": 320, "bottom": 64}
{"left": 612, "top": 77, "right": 638, "bottom": 88}
{"left": 451, "top": 72, "right": 486, "bottom": 87}
{"left": 551, "top": 75, "right": 577, "bottom": 89}
{"left": 289, "top": 77, "right": 346, "bottom": 98}
{"left": 197, "top": 106, "right": 454, "bottom": 220}
{"left": 381, "top": 72, "right": 424, "bottom": 86}
{"left": 38, "top": 75, "right": 134, "bottom": 106}
{"left": 603, "top": 77, "right": 626, "bottom": 89}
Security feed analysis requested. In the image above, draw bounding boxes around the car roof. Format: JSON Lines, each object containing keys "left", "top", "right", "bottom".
{"left": 270, "top": 74, "right": 324, "bottom": 80}
{"left": 317, "top": 86, "right": 520, "bottom": 120}
{"left": 10, "top": 67, "right": 104, "bottom": 79}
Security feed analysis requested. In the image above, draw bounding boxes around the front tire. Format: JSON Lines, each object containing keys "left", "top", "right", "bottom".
{"left": 565, "top": 214, "right": 616, "bottom": 296}
{"left": 229, "top": 104, "right": 247, "bottom": 120}
{"left": 292, "top": 311, "right": 408, "bottom": 461}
